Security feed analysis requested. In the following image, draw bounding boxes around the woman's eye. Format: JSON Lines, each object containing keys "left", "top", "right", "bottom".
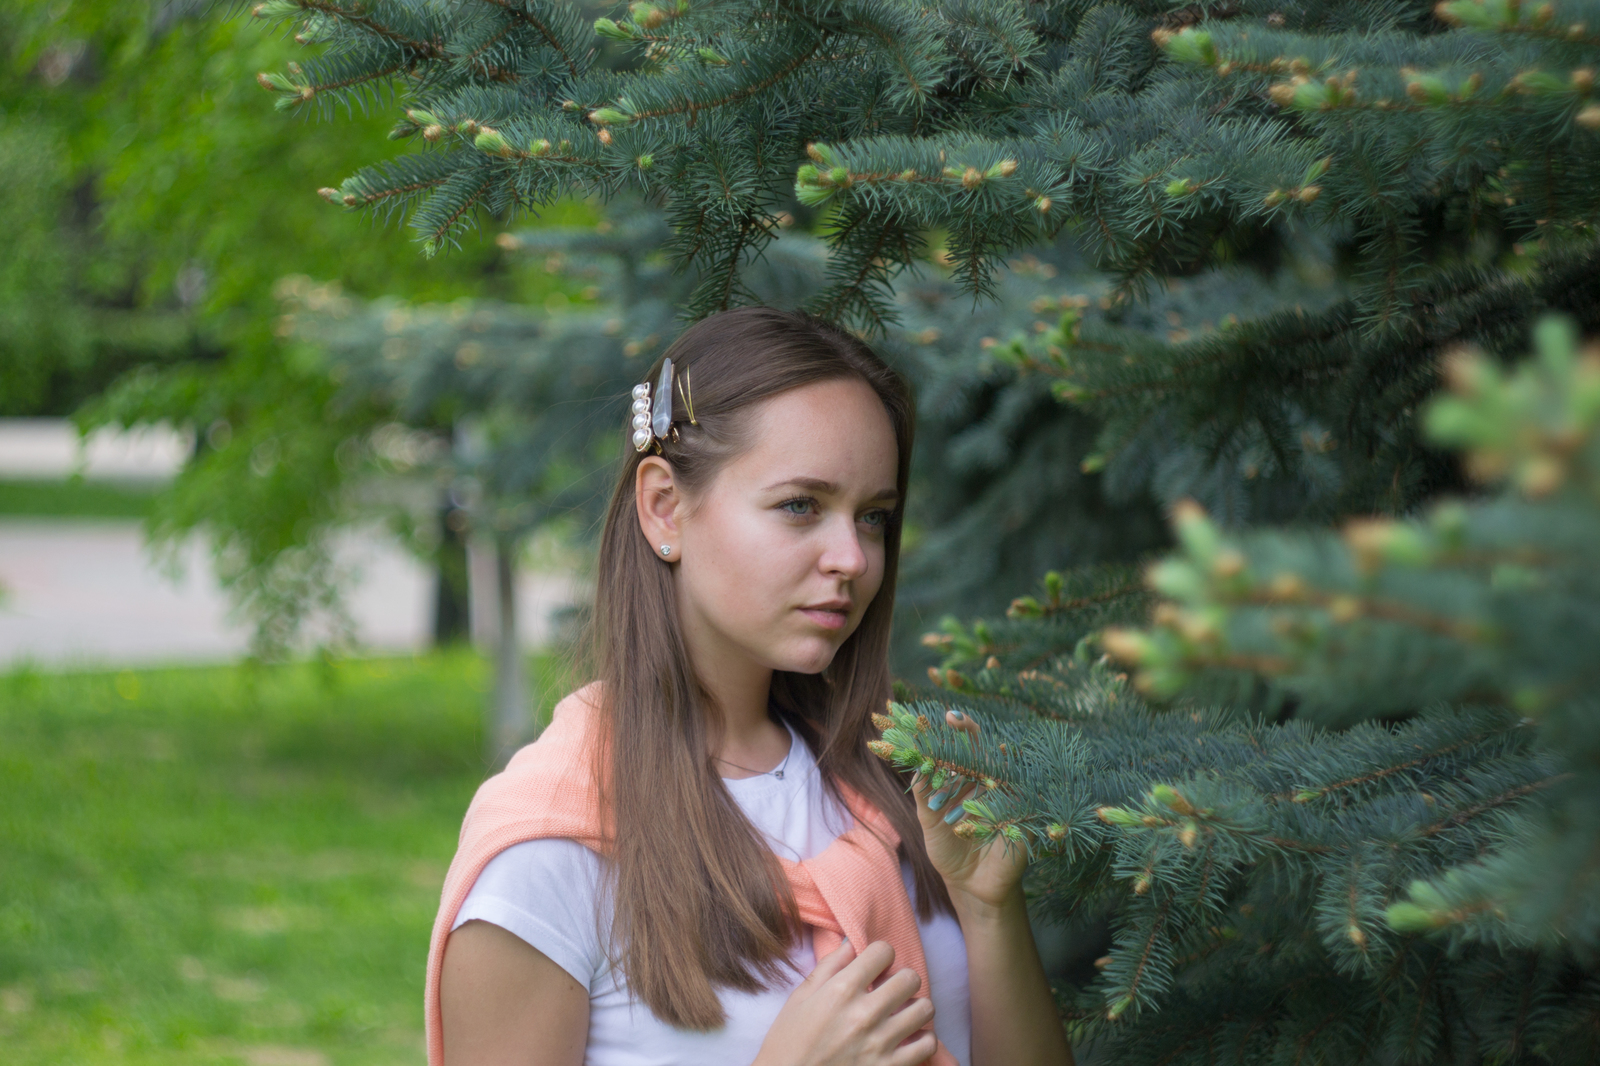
{"left": 779, "top": 498, "right": 818, "bottom": 517}
{"left": 859, "top": 509, "right": 890, "bottom": 530}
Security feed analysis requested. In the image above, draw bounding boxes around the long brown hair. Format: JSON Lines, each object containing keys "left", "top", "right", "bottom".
{"left": 586, "top": 306, "right": 945, "bottom": 1030}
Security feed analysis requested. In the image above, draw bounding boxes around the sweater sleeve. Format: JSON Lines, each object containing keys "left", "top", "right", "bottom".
{"left": 450, "top": 837, "right": 609, "bottom": 991}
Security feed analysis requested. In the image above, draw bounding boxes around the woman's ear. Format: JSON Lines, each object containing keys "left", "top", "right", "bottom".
{"left": 635, "top": 456, "right": 681, "bottom": 560}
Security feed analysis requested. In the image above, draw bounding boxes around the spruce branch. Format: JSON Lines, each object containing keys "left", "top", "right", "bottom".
{"left": 1416, "top": 774, "right": 1569, "bottom": 839}
{"left": 599, "top": 35, "right": 826, "bottom": 125}
{"left": 1106, "top": 891, "right": 1177, "bottom": 1019}
{"left": 273, "top": 0, "right": 446, "bottom": 59}
{"left": 474, "top": 0, "right": 589, "bottom": 78}
{"left": 416, "top": 166, "right": 498, "bottom": 255}
{"left": 1282, "top": 725, "right": 1505, "bottom": 802}
{"left": 324, "top": 151, "right": 463, "bottom": 221}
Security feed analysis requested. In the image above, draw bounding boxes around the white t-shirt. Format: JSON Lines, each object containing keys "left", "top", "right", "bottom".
{"left": 452, "top": 723, "right": 972, "bottom": 1066}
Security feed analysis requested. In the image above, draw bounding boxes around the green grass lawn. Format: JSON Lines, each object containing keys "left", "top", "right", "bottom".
{"left": 0, "top": 479, "right": 162, "bottom": 519}
{"left": 0, "top": 652, "right": 567, "bottom": 1066}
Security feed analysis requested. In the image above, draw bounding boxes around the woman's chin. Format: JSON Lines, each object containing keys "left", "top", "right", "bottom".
{"left": 770, "top": 640, "right": 842, "bottom": 676}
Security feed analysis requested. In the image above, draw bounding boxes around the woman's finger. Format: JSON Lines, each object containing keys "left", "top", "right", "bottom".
{"left": 945, "top": 709, "right": 982, "bottom": 750}
{"left": 927, "top": 775, "right": 985, "bottom": 819}
{"left": 888, "top": 1029, "right": 940, "bottom": 1066}
{"left": 835, "top": 940, "right": 896, "bottom": 994}
{"left": 942, "top": 783, "right": 985, "bottom": 826}
{"left": 924, "top": 778, "right": 965, "bottom": 813}
{"left": 861, "top": 966, "right": 922, "bottom": 1021}
{"left": 802, "top": 936, "right": 857, "bottom": 990}
{"left": 879, "top": 993, "right": 936, "bottom": 1046}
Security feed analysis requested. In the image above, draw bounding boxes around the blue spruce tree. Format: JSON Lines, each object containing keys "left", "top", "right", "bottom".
{"left": 254, "top": 0, "right": 1600, "bottom": 523}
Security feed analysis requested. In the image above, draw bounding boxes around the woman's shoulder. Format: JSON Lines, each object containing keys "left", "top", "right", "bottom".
{"left": 550, "top": 680, "right": 605, "bottom": 722}
{"left": 498, "top": 681, "right": 605, "bottom": 773}
{"left": 455, "top": 836, "right": 610, "bottom": 984}
{"left": 479, "top": 835, "right": 605, "bottom": 884}
{"left": 461, "top": 681, "right": 611, "bottom": 849}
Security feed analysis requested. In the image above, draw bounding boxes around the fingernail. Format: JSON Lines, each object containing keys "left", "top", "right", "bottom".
{"left": 927, "top": 789, "right": 949, "bottom": 811}
{"left": 944, "top": 804, "right": 966, "bottom": 825}
{"left": 950, "top": 710, "right": 965, "bottom": 721}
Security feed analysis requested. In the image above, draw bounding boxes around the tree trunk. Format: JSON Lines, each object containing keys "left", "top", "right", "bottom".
{"left": 488, "top": 531, "right": 530, "bottom": 767}
{"left": 432, "top": 492, "right": 471, "bottom": 646}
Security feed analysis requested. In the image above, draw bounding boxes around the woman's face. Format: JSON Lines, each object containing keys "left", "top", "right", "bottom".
{"left": 672, "top": 377, "right": 899, "bottom": 678}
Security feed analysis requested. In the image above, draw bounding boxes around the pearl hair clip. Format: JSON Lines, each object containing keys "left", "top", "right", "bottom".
{"left": 630, "top": 358, "right": 697, "bottom": 453}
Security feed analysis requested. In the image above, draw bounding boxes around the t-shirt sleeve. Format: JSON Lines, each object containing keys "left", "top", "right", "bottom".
{"left": 450, "top": 837, "right": 608, "bottom": 992}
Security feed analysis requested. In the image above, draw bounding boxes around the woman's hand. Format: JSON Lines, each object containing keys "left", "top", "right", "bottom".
{"left": 752, "top": 939, "right": 938, "bottom": 1066}
{"left": 912, "top": 711, "right": 1028, "bottom": 916}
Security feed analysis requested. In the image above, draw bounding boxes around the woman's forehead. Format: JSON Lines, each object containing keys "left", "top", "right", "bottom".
{"left": 725, "top": 379, "right": 898, "bottom": 493}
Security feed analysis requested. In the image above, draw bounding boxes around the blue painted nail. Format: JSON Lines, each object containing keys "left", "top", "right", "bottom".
{"left": 927, "top": 789, "right": 949, "bottom": 811}
{"left": 950, "top": 710, "right": 965, "bottom": 721}
{"left": 944, "top": 804, "right": 966, "bottom": 825}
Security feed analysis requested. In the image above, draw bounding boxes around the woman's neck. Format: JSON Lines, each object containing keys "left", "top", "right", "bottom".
{"left": 695, "top": 649, "right": 791, "bottom": 778}
{"left": 676, "top": 587, "right": 793, "bottom": 776}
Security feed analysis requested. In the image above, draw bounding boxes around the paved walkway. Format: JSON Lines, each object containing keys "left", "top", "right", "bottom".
{"left": 0, "top": 418, "right": 188, "bottom": 479}
{"left": 0, "top": 419, "right": 578, "bottom": 669}
{"left": 0, "top": 520, "right": 576, "bottom": 670}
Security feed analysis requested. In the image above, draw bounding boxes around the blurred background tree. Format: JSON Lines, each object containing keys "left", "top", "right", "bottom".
{"left": 1, "top": 0, "right": 596, "bottom": 663}
{"left": 2, "top": 0, "right": 511, "bottom": 413}
{"left": 271, "top": 205, "right": 725, "bottom": 760}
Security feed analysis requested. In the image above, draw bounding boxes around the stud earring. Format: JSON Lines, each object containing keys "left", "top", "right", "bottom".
{"left": 660, "top": 544, "right": 672, "bottom": 557}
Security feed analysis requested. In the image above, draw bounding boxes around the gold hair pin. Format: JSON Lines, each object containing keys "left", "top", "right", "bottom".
{"left": 677, "top": 367, "right": 698, "bottom": 427}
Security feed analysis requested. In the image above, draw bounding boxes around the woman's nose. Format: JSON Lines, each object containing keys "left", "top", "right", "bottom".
{"left": 819, "top": 517, "right": 868, "bottom": 579}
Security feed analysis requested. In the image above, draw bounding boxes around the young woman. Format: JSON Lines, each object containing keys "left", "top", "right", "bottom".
{"left": 427, "top": 307, "right": 1072, "bottom": 1066}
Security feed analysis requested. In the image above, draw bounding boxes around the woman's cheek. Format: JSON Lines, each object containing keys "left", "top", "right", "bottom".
{"left": 718, "top": 517, "right": 791, "bottom": 621}
{"left": 861, "top": 545, "right": 886, "bottom": 601}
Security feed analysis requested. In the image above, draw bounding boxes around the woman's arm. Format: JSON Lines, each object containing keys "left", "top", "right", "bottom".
{"left": 440, "top": 919, "right": 590, "bottom": 1066}
{"left": 946, "top": 885, "right": 1070, "bottom": 1066}
{"left": 912, "top": 713, "right": 1074, "bottom": 1066}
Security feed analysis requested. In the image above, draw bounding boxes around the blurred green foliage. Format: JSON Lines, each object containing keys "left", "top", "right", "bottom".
{"left": 2, "top": 0, "right": 607, "bottom": 653}
{"left": 0, "top": 0, "right": 599, "bottom": 417}
{"left": 0, "top": 652, "right": 568, "bottom": 1066}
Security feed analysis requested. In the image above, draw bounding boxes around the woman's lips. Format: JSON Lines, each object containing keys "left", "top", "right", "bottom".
{"left": 799, "top": 607, "right": 850, "bottom": 631}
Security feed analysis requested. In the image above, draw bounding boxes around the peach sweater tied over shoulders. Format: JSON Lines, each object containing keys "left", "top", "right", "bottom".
{"left": 425, "top": 683, "right": 955, "bottom": 1066}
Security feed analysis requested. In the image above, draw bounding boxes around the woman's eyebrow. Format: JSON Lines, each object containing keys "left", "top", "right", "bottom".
{"left": 764, "top": 476, "right": 899, "bottom": 502}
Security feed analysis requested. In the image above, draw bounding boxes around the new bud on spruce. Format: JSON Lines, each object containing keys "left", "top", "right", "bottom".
{"left": 474, "top": 129, "right": 512, "bottom": 156}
